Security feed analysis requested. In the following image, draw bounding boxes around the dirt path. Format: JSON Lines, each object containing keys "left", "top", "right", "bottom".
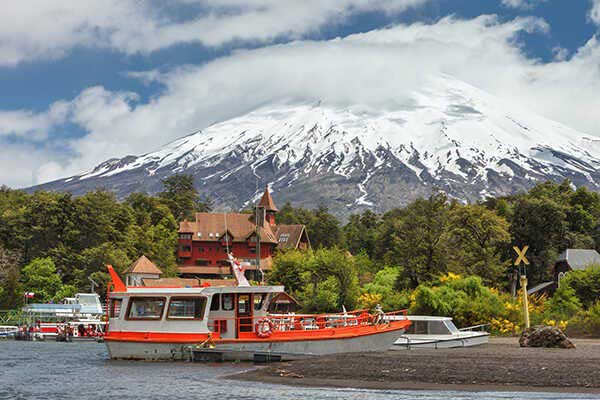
{"left": 232, "top": 338, "right": 600, "bottom": 393}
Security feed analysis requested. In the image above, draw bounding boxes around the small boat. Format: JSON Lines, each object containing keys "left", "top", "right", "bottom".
{"left": 104, "top": 255, "right": 411, "bottom": 361}
{"left": 386, "top": 315, "right": 490, "bottom": 349}
{"left": 0, "top": 325, "right": 18, "bottom": 338}
{"left": 21, "top": 293, "right": 106, "bottom": 340}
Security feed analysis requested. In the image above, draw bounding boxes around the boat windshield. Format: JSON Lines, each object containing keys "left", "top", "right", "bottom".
{"left": 428, "top": 320, "right": 451, "bottom": 335}
{"left": 444, "top": 320, "right": 460, "bottom": 334}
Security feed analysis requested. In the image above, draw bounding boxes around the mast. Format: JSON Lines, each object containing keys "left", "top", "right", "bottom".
{"left": 255, "top": 201, "right": 262, "bottom": 283}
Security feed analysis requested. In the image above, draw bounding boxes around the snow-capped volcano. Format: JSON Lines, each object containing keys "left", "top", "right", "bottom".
{"left": 32, "top": 75, "right": 600, "bottom": 216}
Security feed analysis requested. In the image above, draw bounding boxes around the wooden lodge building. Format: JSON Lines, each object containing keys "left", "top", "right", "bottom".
{"left": 177, "top": 187, "right": 310, "bottom": 280}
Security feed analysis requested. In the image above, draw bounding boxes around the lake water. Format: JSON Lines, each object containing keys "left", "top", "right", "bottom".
{"left": 0, "top": 341, "right": 598, "bottom": 400}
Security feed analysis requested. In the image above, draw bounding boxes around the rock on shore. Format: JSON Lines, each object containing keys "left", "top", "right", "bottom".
{"left": 519, "top": 326, "right": 576, "bottom": 349}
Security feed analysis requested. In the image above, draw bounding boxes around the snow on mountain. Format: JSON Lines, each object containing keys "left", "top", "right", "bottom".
{"left": 31, "top": 74, "right": 600, "bottom": 216}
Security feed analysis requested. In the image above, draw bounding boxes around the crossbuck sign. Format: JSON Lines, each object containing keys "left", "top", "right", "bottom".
{"left": 513, "top": 245, "right": 529, "bottom": 266}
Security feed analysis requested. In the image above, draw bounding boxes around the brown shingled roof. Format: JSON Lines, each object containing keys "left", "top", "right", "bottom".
{"left": 125, "top": 255, "right": 163, "bottom": 275}
{"left": 274, "top": 224, "right": 309, "bottom": 249}
{"left": 258, "top": 186, "right": 278, "bottom": 212}
{"left": 178, "top": 212, "right": 278, "bottom": 244}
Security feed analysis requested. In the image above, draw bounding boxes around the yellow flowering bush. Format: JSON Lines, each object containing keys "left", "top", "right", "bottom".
{"left": 490, "top": 317, "right": 520, "bottom": 336}
{"left": 357, "top": 292, "right": 383, "bottom": 310}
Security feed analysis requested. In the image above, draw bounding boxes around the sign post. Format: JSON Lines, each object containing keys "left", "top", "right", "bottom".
{"left": 513, "top": 245, "right": 530, "bottom": 329}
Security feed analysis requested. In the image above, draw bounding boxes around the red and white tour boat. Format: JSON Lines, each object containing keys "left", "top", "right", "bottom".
{"left": 104, "top": 255, "right": 411, "bottom": 361}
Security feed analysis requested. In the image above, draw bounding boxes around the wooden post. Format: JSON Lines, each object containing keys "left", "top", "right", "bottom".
{"left": 513, "top": 245, "right": 530, "bottom": 330}
{"left": 520, "top": 275, "right": 530, "bottom": 329}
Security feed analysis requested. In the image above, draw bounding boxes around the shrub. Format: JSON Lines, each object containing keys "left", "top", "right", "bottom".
{"left": 409, "top": 274, "right": 519, "bottom": 331}
{"left": 544, "top": 285, "right": 582, "bottom": 321}
{"left": 568, "top": 301, "right": 600, "bottom": 338}
{"left": 361, "top": 266, "right": 409, "bottom": 311}
{"left": 560, "top": 265, "right": 600, "bottom": 309}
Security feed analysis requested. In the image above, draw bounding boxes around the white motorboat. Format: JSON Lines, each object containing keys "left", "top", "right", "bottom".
{"left": 385, "top": 315, "right": 490, "bottom": 349}
{"left": 0, "top": 325, "right": 18, "bottom": 338}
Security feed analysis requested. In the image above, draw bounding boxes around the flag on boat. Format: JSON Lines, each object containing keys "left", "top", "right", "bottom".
{"left": 24, "top": 292, "right": 35, "bottom": 298}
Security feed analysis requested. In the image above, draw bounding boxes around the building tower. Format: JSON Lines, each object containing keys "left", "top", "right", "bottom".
{"left": 258, "top": 185, "right": 278, "bottom": 225}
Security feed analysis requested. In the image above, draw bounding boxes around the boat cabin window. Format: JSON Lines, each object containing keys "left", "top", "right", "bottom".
{"left": 109, "top": 298, "right": 122, "bottom": 318}
{"left": 167, "top": 297, "right": 207, "bottom": 320}
{"left": 210, "top": 294, "right": 221, "bottom": 311}
{"left": 253, "top": 294, "right": 264, "bottom": 311}
{"left": 237, "top": 295, "right": 250, "bottom": 314}
{"left": 126, "top": 297, "right": 166, "bottom": 320}
{"left": 222, "top": 293, "right": 234, "bottom": 311}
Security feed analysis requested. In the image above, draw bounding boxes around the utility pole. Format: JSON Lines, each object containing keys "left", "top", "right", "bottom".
{"left": 513, "top": 245, "right": 530, "bottom": 329}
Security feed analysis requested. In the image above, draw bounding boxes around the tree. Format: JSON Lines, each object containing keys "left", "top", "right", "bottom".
{"left": 0, "top": 246, "right": 21, "bottom": 308}
{"left": 377, "top": 193, "right": 452, "bottom": 288}
{"left": 146, "top": 216, "right": 179, "bottom": 277}
{"left": 20, "top": 258, "right": 63, "bottom": 302}
{"left": 159, "top": 174, "right": 211, "bottom": 221}
{"left": 269, "top": 250, "right": 310, "bottom": 296}
{"left": 509, "top": 195, "right": 568, "bottom": 285}
{"left": 307, "top": 206, "right": 342, "bottom": 248}
{"left": 449, "top": 204, "right": 511, "bottom": 284}
{"left": 342, "top": 210, "right": 380, "bottom": 256}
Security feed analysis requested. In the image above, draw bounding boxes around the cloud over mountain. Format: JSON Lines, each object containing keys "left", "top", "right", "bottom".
{"left": 2, "top": 14, "right": 600, "bottom": 189}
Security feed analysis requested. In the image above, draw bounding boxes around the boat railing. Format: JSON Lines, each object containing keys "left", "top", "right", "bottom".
{"left": 206, "top": 309, "right": 409, "bottom": 336}
{"left": 459, "top": 323, "right": 490, "bottom": 332}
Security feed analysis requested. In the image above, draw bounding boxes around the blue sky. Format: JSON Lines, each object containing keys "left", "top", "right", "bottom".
{"left": 0, "top": 0, "right": 599, "bottom": 188}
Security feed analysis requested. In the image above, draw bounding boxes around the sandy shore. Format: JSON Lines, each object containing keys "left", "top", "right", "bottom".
{"left": 231, "top": 338, "right": 600, "bottom": 393}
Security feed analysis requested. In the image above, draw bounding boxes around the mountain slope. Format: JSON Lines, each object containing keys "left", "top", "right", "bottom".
{"left": 31, "top": 75, "right": 600, "bottom": 216}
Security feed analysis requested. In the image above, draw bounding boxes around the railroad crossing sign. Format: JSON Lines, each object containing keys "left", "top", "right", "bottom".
{"left": 513, "top": 245, "right": 529, "bottom": 266}
{"left": 513, "top": 245, "right": 531, "bottom": 329}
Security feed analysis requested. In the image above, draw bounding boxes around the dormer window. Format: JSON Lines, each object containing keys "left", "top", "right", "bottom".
{"left": 179, "top": 233, "right": 192, "bottom": 240}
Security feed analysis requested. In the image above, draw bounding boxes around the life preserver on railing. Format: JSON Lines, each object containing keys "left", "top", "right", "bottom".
{"left": 255, "top": 318, "right": 274, "bottom": 338}
{"left": 358, "top": 312, "right": 371, "bottom": 325}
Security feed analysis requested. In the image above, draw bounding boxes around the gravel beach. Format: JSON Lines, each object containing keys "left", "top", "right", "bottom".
{"left": 232, "top": 338, "right": 600, "bottom": 393}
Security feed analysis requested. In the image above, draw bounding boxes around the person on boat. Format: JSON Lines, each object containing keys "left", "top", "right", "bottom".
{"left": 373, "top": 304, "right": 385, "bottom": 325}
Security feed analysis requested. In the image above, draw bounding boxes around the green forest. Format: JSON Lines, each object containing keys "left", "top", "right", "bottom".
{"left": 1, "top": 176, "right": 599, "bottom": 336}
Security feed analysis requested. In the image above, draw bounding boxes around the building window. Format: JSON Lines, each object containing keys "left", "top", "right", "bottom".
{"left": 179, "top": 233, "right": 192, "bottom": 240}
{"left": 167, "top": 297, "right": 207, "bottom": 320}
{"left": 249, "top": 248, "right": 256, "bottom": 254}
{"left": 210, "top": 294, "right": 221, "bottom": 311}
{"left": 222, "top": 294, "right": 234, "bottom": 311}
{"left": 195, "top": 259, "right": 209, "bottom": 266}
{"left": 126, "top": 297, "right": 166, "bottom": 320}
{"left": 179, "top": 245, "right": 191, "bottom": 253}
{"left": 198, "top": 247, "right": 204, "bottom": 252}
{"left": 218, "top": 260, "right": 230, "bottom": 267}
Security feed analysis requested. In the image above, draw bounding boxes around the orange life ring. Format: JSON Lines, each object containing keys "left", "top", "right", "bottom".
{"left": 255, "top": 318, "right": 274, "bottom": 338}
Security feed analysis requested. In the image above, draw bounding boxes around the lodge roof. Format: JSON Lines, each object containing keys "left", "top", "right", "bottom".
{"left": 258, "top": 186, "right": 278, "bottom": 212}
{"left": 125, "top": 255, "right": 163, "bottom": 275}
{"left": 556, "top": 249, "right": 600, "bottom": 271}
{"left": 273, "top": 224, "right": 308, "bottom": 250}
{"left": 179, "top": 212, "right": 278, "bottom": 244}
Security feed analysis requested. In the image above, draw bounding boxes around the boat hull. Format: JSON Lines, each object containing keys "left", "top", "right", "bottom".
{"left": 106, "top": 327, "right": 406, "bottom": 361}
{"left": 392, "top": 332, "right": 490, "bottom": 349}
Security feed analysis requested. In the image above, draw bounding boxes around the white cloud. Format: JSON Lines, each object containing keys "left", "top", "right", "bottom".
{"left": 3, "top": 15, "right": 600, "bottom": 188}
{"left": 590, "top": 0, "right": 600, "bottom": 25}
{"left": 0, "top": 0, "right": 431, "bottom": 66}
{"left": 501, "top": 0, "right": 546, "bottom": 10}
{"left": 0, "top": 101, "right": 70, "bottom": 140}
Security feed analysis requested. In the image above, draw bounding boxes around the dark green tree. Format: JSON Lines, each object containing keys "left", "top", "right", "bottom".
{"left": 159, "top": 174, "right": 212, "bottom": 221}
